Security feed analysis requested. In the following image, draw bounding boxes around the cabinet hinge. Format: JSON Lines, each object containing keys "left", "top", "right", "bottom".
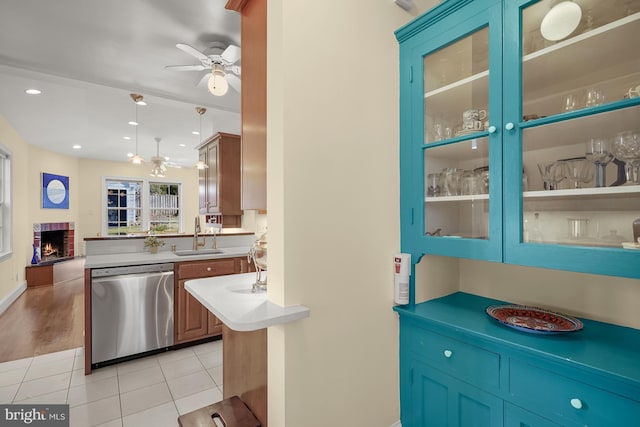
{"left": 411, "top": 208, "right": 415, "bottom": 225}
{"left": 409, "top": 65, "right": 413, "bottom": 83}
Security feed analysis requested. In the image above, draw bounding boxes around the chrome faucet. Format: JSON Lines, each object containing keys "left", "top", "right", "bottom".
{"left": 193, "top": 216, "right": 206, "bottom": 250}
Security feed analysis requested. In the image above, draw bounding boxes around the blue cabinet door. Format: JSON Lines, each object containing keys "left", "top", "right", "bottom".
{"left": 397, "top": 0, "right": 504, "bottom": 270}
{"left": 408, "top": 361, "right": 503, "bottom": 427}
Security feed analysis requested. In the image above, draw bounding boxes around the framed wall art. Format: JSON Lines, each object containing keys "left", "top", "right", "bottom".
{"left": 42, "top": 172, "right": 69, "bottom": 209}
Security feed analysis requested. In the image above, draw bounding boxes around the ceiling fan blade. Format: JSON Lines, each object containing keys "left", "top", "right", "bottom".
{"left": 165, "top": 64, "right": 207, "bottom": 71}
{"left": 224, "top": 65, "right": 241, "bottom": 76}
{"left": 221, "top": 45, "right": 241, "bottom": 64}
{"left": 176, "top": 43, "right": 209, "bottom": 62}
{"left": 226, "top": 74, "right": 241, "bottom": 92}
{"left": 196, "top": 73, "right": 210, "bottom": 87}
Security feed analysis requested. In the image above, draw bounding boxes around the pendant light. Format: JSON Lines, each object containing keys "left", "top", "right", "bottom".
{"left": 194, "top": 107, "right": 209, "bottom": 170}
{"left": 129, "top": 93, "right": 145, "bottom": 164}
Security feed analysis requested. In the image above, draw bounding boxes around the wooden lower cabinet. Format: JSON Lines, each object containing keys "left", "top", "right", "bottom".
{"left": 175, "top": 257, "right": 245, "bottom": 345}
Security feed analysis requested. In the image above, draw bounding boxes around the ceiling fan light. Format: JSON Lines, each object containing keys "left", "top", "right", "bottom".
{"left": 208, "top": 70, "right": 229, "bottom": 96}
{"left": 131, "top": 154, "right": 144, "bottom": 165}
{"left": 540, "top": 1, "right": 582, "bottom": 41}
{"left": 195, "top": 160, "right": 209, "bottom": 170}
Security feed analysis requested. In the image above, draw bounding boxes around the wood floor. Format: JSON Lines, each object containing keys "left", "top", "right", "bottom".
{"left": 0, "top": 262, "right": 84, "bottom": 363}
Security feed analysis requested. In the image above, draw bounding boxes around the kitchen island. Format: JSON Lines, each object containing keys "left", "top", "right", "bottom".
{"left": 185, "top": 273, "right": 310, "bottom": 427}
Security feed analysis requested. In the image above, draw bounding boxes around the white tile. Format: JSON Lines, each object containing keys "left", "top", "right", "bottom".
{"left": 116, "top": 356, "right": 159, "bottom": 375}
{"left": 156, "top": 347, "right": 196, "bottom": 365}
{"left": 166, "top": 370, "right": 215, "bottom": 400}
{"left": 122, "top": 401, "right": 179, "bottom": 427}
{"left": 191, "top": 340, "right": 223, "bottom": 355}
{"left": 70, "top": 395, "right": 121, "bottom": 427}
{"left": 94, "top": 419, "right": 123, "bottom": 427}
{"left": 14, "top": 389, "right": 68, "bottom": 404}
{"left": 24, "top": 356, "right": 75, "bottom": 381}
{"left": 0, "top": 357, "right": 32, "bottom": 373}
{"left": 68, "top": 376, "right": 119, "bottom": 407}
{"left": 0, "top": 383, "right": 19, "bottom": 404}
{"left": 118, "top": 365, "right": 165, "bottom": 394}
{"left": 70, "top": 366, "right": 117, "bottom": 387}
{"left": 196, "top": 349, "right": 223, "bottom": 369}
{"left": 32, "top": 348, "right": 77, "bottom": 365}
{"left": 0, "top": 366, "right": 28, "bottom": 387}
{"left": 174, "top": 387, "right": 223, "bottom": 415}
{"left": 14, "top": 372, "right": 71, "bottom": 401}
{"left": 159, "top": 355, "right": 204, "bottom": 380}
{"left": 207, "top": 366, "right": 223, "bottom": 387}
{"left": 120, "top": 381, "right": 173, "bottom": 417}
{"left": 73, "top": 355, "right": 84, "bottom": 371}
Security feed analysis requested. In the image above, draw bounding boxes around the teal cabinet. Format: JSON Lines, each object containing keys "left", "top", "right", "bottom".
{"left": 395, "top": 293, "right": 640, "bottom": 426}
{"left": 397, "top": 0, "right": 640, "bottom": 279}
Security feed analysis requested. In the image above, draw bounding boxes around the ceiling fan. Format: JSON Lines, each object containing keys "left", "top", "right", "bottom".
{"left": 150, "top": 137, "right": 182, "bottom": 177}
{"left": 165, "top": 42, "right": 241, "bottom": 96}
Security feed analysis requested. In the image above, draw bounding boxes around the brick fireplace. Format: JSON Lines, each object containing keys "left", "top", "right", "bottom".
{"left": 33, "top": 222, "right": 75, "bottom": 263}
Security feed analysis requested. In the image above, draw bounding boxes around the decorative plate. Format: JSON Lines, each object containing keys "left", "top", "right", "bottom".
{"left": 485, "top": 304, "right": 583, "bottom": 334}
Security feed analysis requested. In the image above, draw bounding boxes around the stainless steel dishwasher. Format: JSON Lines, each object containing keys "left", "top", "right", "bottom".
{"left": 91, "top": 263, "right": 174, "bottom": 367}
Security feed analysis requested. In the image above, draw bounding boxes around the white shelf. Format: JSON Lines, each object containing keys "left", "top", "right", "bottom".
{"left": 425, "top": 70, "right": 489, "bottom": 99}
{"left": 425, "top": 194, "right": 489, "bottom": 203}
{"left": 524, "top": 184, "right": 640, "bottom": 199}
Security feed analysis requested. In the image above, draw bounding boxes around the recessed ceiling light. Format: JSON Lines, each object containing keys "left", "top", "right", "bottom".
{"left": 135, "top": 100, "right": 147, "bottom": 106}
{"left": 128, "top": 121, "right": 138, "bottom": 126}
{"left": 192, "top": 131, "right": 200, "bottom": 135}
{"left": 127, "top": 153, "right": 134, "bottom": 158}
{"left": 72, "top": 144, "right": 82, "bottom": 149}
{"left": 25, "top": 89, "right": 42, "bottom": 95}
{"left": 123, "top": 136, "right": 131, "bottom": 140}
{"left": 179, "top": 143, "right": 186, "bottom": 147}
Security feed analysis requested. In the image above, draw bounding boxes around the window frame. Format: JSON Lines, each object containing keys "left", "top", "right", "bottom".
{"left": 0, "top": 143, "right": 11, "bottom": 261}
{"left": 102, "top": 176, "right": 183, "bottom": 236}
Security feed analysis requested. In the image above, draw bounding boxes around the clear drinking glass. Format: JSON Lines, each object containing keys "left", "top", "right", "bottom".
{"left": 612, "top": 131, "right": 640, "bottom": 185}
{"left": 563, "top": 158, "right": 595, "bottom": 189}
{"left": 585, "top": 138, "right": 612, "bottom": 187}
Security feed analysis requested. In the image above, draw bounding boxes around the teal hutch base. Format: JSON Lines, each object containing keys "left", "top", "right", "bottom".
{"left": 395, "top": 293, "right": 640, "bottom": 426}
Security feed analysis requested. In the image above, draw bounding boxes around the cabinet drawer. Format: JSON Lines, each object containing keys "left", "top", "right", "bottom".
{"left": 509, "top": 358, "right": 640, "bottom": 426}
{"left": 177, "top": 259, "right": 237, "bottom": 279}
{"left": 407, "top": 326, "right": 500, "bottom": 391}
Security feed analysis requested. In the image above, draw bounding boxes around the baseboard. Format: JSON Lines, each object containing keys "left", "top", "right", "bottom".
{"left": 0, "top": 281, "right": 27, "bottom": 315}
{"left": 390, "top": 421, "right": 402, "bottom": 427}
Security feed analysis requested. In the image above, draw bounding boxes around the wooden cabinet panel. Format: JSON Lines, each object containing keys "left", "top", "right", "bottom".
{"left": 197, "top": 132, "right": 242, "bottom": 226}
{"left": 174, "top": 257, "right": 242, "bottom": 345}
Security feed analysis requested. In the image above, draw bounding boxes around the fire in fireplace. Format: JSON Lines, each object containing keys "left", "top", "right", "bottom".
{"left": 33, "top": 222, "right": 75, "bottom": 263}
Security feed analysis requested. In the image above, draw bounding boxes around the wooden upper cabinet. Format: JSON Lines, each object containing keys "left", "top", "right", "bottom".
{"left": 198, "top": 132, "right": 242, "bottom": 227}
{"left": 226, "top": 0, "right": 266, "bottom": 211}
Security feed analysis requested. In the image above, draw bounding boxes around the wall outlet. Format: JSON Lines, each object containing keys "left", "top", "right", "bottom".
{"left": 394, "top": 0, "right": 413, "bottom": 11}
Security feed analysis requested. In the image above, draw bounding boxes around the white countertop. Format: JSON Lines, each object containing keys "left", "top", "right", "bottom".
{"left": 185, "top": 272, "right": 310, "bottom": 332}
{"left": 84, "top": 246, "right": 251, "bottom": 268}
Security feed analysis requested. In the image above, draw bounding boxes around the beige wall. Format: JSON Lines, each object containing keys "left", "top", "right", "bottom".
{"left": 265, "top": 1, "right": 440, "bottom": 426}
{"left": 0, "top": 117, "right": 31, "bottom": 301}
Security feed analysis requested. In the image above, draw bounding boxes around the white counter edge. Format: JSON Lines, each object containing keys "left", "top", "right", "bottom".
{"left": 185, "top": 273, "right": 310, "bottom": 332}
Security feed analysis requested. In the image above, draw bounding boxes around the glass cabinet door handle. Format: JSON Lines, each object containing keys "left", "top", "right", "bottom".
{"left": 487, "top": 126, "right": 497, "bottom": 134}
{"left": 570, "top": 398, "right": 583, "bottom": 409}
{"left": 505, "top": 122, "right": 515, "bottom": 131}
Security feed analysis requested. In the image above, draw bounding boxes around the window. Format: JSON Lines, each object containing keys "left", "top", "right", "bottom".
{"left": 0, "top": 144, "right": 11, "bottom": 259}
{"left": 149, "top": 182, "right": 180, "bottom": 234}
{"left": 103, "top": 178, "right": 182, "bottom": 236}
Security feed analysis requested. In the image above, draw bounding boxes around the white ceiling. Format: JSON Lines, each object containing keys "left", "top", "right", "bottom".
{"left": 0, "top": 0, "right": 241, "bottom": 167}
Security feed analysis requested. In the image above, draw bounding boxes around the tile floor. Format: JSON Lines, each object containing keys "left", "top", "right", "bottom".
{"left": 0, "top": 340, "right": 224, "bottom": 427}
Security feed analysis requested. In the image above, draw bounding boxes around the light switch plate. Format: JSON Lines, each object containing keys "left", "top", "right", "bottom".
{"left": 394, "top": 0, "right": 413, "bottom": 11}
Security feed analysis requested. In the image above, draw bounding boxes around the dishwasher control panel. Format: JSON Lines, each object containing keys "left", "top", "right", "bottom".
{"left": 91, "top": 262, "right": 174, "bottom": 277}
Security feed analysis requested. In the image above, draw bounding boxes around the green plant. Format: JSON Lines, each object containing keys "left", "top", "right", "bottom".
{"left": 143, "top": 236, "right": 165, "bottom": 248}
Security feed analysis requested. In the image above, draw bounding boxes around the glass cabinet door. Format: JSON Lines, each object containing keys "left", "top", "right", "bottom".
{"left": 504, "top": 0, "right": 640, "bottom": 277}
{"left": 419, "top": 16, "right": 502, "bottom": 261}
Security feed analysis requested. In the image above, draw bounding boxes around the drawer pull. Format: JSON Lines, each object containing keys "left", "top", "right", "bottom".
{"left": 570, "top": 398, "right": 583, "bottom": 409}
{"left": 443, "top": 349, "right": 453, "bottom": 358}
{"left": 207, "top": 267, "right": 212, "bottom": 271}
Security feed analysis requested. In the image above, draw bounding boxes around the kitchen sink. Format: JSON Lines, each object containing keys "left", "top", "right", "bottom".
{"left": 174, "top": 249, "right": 224, "bottom": 256}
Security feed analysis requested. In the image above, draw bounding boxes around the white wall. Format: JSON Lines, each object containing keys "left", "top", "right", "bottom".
{"left": 266, "top": 1, "right": 440, "bottom": 426}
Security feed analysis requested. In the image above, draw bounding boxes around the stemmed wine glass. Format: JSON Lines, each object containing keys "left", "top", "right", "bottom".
{"left": 562, "top": 158, "right": 595, "bottom": 189}
{"left": 585, "top": 138, "right": 614, "bottom": 187}
{"left": 538, "top": 160, "right": 566, "bottom": 190}
{"left": 612, "top": 131, "right": 640, "bottom": 185}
